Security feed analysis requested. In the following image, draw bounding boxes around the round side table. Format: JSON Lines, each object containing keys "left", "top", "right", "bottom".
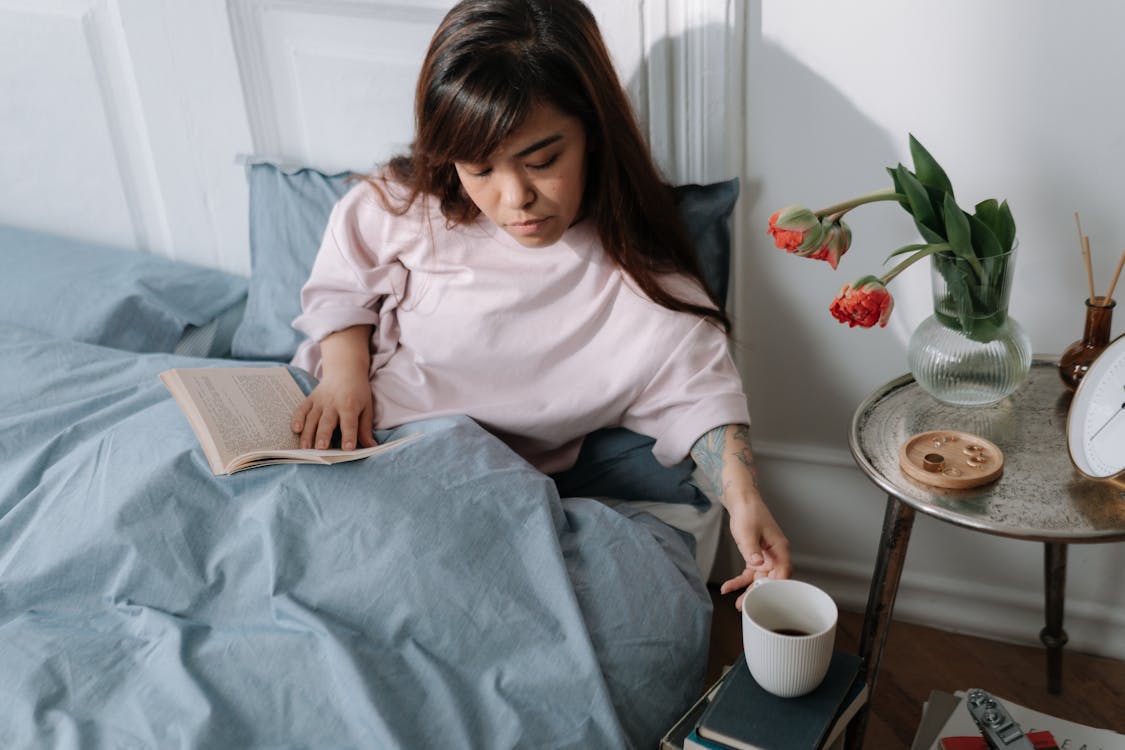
{"left": 842, "top": 359, "right": 1125, "bottom": 750}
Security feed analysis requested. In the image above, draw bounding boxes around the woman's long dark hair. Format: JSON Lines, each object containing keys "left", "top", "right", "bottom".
{"left": 376, "top": 0, "right": 730, "bottom": 331}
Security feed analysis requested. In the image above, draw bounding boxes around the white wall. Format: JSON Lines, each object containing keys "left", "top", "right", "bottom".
{"left": 738, "top": 1, "right": 1125, "bottom": 660}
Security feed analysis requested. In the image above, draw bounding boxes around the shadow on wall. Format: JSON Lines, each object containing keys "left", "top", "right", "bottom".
{"left": 626, "top": 17, "right": 904, "bottom": 586}
{"left": 622, "top": 20, "right": 733, "bottom": 184}
{"left": 631, "top": 8, "right": 909, "bottom": 453}
{"left": 741, "top": 6, "right": 919, "bottom": 452}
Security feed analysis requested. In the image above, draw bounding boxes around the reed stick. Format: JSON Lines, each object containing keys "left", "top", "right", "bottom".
{"left": 1105, "top": 247, "right": 1125, "bottom": 304}
{"left": 1075, "top": 211, "right": 1097, "bottom": 301}
{"left": 1083, "top": 235, "right": 1097, "bottom": 302}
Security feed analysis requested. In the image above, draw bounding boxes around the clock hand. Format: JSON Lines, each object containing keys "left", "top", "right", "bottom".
{"left": 1090, "top": 400, "right": 1125, "bottom": 442}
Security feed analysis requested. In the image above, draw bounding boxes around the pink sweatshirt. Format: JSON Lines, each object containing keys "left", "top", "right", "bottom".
{"left": 291, "top": 181, "right": 749, "bottom": 474}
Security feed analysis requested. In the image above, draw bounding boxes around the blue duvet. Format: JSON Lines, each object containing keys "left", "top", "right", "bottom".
{"left": 0, "top": 325, "right": 709, "bottom": 749}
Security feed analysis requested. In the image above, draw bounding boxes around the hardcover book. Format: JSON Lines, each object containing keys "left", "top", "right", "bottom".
{"left": 662, "top": 671, "right": 727, "bottom": 750}
{"left": 690, "top": 651, "right": 865, "bottom": 750}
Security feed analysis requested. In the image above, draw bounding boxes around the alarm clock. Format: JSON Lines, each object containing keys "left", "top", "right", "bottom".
{"left": 1067, "top": 333, "right": 1125, "bottom": 488}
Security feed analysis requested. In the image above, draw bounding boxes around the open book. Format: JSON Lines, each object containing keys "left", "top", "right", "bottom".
{"left": 160, "top": 366, "right": 415, "bottom": 475}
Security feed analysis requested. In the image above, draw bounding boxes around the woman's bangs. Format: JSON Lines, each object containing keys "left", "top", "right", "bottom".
{"left": 430, "top": 74, "right": 533, "bottom": 163}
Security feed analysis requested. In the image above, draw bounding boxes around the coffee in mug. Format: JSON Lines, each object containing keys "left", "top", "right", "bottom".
{"left": 741, "top": 579, "right": 838, "bottom": 697}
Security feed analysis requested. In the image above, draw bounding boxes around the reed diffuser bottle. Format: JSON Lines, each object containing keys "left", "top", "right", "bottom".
{"left": 1062, "top": 217, "right": 1124, "bottom": 390}
{"left": 1059, "top": 296, "right": 1116, "bottom": 390}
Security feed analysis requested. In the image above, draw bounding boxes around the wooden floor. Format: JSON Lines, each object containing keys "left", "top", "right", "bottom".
{"left": 706, "top": 586, "right": 1125, "bottom": 749}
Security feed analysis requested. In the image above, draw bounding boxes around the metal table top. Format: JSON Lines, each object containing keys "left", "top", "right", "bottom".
{"left": 849, "top": 359, "right": 1125, "bottom": 542}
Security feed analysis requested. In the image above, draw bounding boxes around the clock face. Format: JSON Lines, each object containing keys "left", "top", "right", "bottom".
{"left": 1068, "top": 334, "right": 1125, "bottom": 480}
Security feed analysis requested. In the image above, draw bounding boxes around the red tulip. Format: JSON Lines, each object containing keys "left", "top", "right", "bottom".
{"left": 830, "top": 275, "right": 894, "bottom": 328}
{"left": 767, "top": 205, "right": 825, "bottom": 255}
{"left": 807, "top": 221, "right": 851, "bottom": 270}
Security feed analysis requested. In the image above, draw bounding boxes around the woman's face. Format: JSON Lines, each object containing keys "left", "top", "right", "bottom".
{"left": 454, "top": 102, "right": 588, "bottom": 248}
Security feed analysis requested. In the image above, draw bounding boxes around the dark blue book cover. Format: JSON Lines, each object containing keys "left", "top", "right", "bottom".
{"left": 694, "top": 651, "right": 862, "bottom": 750}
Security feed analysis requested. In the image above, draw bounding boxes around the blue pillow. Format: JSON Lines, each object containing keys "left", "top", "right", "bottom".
{"left": 231, "top": 160, "right": 738, "bottom": 360}
{"left": 0, "top": 226, "right": 247, "bottom": 353}
{"left": 675, "top": 178, "right": 739, "bottom": 306}
{"left": 550, "top": 427, "right": 709, "bottom": 507}
{"left": 230, "top": 163, "right": 354, "bottom": 361}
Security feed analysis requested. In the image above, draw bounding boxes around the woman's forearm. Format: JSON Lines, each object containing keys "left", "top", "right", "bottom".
{"left": 319, "top": 325, "right": 373, "bottom": 379}
{"left": 691, "top": 423, "right": 791, "bottom": 594}
{"left": 690, "top": 423, "right": 761, "bottom": 508}
{"left": 293, "top": 325, "right": 376, "bottom": 450}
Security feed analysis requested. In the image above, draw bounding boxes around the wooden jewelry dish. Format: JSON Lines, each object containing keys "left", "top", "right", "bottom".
{"left": 899, "top": 429, "right": 1005, "bottom": 489}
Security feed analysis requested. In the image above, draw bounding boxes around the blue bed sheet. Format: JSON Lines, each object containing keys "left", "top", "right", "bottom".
{"left": 0, "top": 325, "right": 710, "bottom": 749}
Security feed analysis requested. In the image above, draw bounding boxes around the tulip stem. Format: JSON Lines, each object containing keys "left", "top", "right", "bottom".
{"left": 881, "top": 243, "right": 950, "bottom": 284}
{"left": 816, "top": 188, "right": 903, "bottom": 221}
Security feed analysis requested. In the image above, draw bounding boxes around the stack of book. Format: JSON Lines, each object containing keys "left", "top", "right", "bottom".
{"left": 910, "top": 688, "right": 1124, "bottom": 750}
{"left": 661, "top": 651, "right": 868, "bottom": 750}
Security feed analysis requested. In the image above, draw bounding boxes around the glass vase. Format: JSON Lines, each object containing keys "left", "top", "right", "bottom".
{"left": 1058, "top": 296, "right": 1116, "bottom": 391}
{"left": 907, "top": 247, "right": 1032, "bottom": 406}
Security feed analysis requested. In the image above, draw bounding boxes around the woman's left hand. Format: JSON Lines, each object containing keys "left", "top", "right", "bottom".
{"left": 721, "top": 492, "right": 791, "bottom": 609}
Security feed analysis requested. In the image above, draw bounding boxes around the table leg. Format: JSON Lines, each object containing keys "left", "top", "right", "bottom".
{"left": 844, "top": 495, "right": 916, "bottom": 750}
{"left": 1040, "top": 542, "right": 1068, "bottom": 694}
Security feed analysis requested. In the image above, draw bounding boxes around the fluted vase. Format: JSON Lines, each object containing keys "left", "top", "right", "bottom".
{"left": 907, "top": 246, "right": 1032, "bottom": 406}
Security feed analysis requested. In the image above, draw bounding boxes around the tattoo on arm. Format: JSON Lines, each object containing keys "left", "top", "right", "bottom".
{"left": 690, "top": 424, "right": 760, "bottom": 501}
{"left": 731, "top": 424, "right": 756, "bottom": 471}
{"left": 691, "top": 425, "right": 727, "bottom": 498}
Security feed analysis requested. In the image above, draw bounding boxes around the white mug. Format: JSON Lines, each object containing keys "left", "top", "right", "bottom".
{"left": 741, "top": 578, "right": 838, "bottom": 697}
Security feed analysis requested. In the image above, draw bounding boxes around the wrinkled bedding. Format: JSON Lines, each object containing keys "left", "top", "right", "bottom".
{"left": 0, "top": 325, "right": 710, "bottom": 749}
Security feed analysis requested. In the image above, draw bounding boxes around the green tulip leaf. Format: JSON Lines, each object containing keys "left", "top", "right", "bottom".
{"left": 886, "top": 168, "right": 912, "bottom": 213}
{"left": 909, "top": 134, "right": 954, "bottom": 195}
{"left": 942, "top": 193, "right": 983, "bottom": 276}
{"left": 974, "top": 199, "right": 1001, "bottom": 233}
{"left": 895, "top": 165, "right": 945, "bottom": 244}
{"left": 968, "top": 214, "right": 1003, "bottom": 259}
{"left": 997, "top": 200, "right": 1016, "bottom": 252}
{"left": 938, "top": 264, "right": 974, "bottom": 333}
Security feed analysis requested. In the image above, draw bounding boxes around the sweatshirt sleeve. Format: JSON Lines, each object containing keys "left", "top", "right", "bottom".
{"left": 621, "top": 317, "right": 750, "bottom": 467}
{"left": 291, "top": 182, "right": 409, "bottom": 343}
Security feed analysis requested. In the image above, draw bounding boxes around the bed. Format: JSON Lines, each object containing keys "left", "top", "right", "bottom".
{"left": 0, "top": 165, "right": 740, "bottom": 749}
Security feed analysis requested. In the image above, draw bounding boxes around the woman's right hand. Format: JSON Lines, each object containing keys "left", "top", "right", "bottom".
{"left": 292, "top": 371, "right": 376, "bottom": 451}
{"left": 291, "top": 325, "right": 376, "bottom": 451}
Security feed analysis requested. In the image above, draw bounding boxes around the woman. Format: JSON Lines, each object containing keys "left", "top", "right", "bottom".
{"left": 290, "top": 0, "right": 790, "bottom": 607}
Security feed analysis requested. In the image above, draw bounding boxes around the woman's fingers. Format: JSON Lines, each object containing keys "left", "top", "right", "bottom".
{"left": 294, "top": 384, "right": 375, "bottom": 451}
{"left": 736, "top": 537, "right": 765, "bottom": 568}
{"left": 760, "top": 530, "right": 792, "bottom": 578}
{"left": 336, "top": 399, "right": 377, "bottom": 450}
{"left": 719, "top": 567, "right": 755, "bottom": 596}
{"left": 337, "top": 406, "right": 358, "bottom": 450}
{"left": 358, "top": 402, "right": 378, "bottom": 447}
{"left": 315, "top": 408, "right": 340, "bottom": 450}
{"left": 292, "top": 396, "right": 312, "bottom": 434}
{"left": 300, "top": 404, "right": 321, "bottom": 450}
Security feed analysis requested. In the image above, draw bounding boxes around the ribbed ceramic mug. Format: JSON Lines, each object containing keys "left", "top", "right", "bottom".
{"left": 741, "top": 579, "right": 838, "bottom": 697}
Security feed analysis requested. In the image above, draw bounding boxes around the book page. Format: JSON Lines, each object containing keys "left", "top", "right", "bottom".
{"left": 163, "top": 367, "right": 304, "bottom": 469}
{"left": 912, "top": 690, "right": 963, "bottom": 750}
{"left": 227, "top": 434, "right": 419, "bottom": 473}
